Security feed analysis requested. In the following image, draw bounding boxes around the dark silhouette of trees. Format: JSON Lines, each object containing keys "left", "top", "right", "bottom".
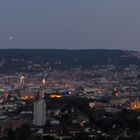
{"left": 0, "top": 49, "right": 139, "bottom": 72}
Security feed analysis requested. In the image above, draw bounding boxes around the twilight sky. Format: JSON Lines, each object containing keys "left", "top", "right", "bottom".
{"left": 0, "top": 0, "right": 140, "bottom": 50}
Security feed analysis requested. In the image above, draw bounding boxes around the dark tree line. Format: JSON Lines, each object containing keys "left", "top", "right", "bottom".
{"left": 0, "top": 49, "right": 139, "bottom": 72}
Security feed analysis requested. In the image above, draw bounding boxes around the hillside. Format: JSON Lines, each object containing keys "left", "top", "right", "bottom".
{"left": 0, "top": 49, "right": 139, "bottom": 72}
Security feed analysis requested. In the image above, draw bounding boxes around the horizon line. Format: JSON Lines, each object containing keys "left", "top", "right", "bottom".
{"left": 0, "top": 48, "right": 137, "bottom": 52}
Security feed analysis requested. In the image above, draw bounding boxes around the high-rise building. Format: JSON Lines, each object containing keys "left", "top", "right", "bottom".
{"left": 33, "top": 79, "right": 47, "bottom": 126}
{"left": 33, "top": 99, "right": 46, "bottom": 126}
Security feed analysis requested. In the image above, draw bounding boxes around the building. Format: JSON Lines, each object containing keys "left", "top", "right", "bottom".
{"left": 33, "top": 99, "right": 46, "bottom": 126}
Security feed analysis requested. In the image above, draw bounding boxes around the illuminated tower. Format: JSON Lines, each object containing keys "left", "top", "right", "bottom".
{"left": 9, "top": 32, "right": 14, "bottom": 49}
{"left": 20, "top": 76, "right": 25, "bottom": 88}
{"left": 42, "top": 78, "right": 46, "bottom": 86}
{"left": 41, "top": 78, "right": 46, "bottom": 99}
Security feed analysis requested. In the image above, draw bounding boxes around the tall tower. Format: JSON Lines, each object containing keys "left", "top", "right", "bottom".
{"left": 9, "top": 32, "right": 14, "bottom": 49}
{"left": 41, "top": 78, "right": 46, "bottom": 99}
{"left": 33, "top": 79, "right": 46, "bottom": 126}
{"left": 19, "top": 76, "right": 25, "bottom": 88}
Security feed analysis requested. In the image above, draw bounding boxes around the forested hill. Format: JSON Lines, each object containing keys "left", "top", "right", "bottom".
{"left": 0, "top": 49, "right": 139, "bottom": 72}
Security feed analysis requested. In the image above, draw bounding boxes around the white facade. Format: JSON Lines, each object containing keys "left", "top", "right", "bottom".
{"left": 33, "top": 100, "right": 46, "bottom": 126}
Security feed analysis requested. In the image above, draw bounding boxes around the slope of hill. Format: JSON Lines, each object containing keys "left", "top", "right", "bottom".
{"left": 0, "top": 49, "right": 139, "bottom": 72}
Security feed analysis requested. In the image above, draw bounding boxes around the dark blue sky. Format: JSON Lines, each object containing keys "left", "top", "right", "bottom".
{"left": 0, "top": 0, "right": 140, "bottom": 50}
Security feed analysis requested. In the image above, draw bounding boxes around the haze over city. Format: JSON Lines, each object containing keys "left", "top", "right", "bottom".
{"left": 1, "top": 0, "right": 140, "bottom": 50}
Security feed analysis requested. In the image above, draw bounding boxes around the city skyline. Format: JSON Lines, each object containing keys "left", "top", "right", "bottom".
{"left": 0, "top": 0, "right": 140, "bottom": 51}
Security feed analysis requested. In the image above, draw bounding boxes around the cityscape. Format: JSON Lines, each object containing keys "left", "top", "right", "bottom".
{"left": 0, "top": 49, "right": 138, "bottom": 139}
{"left": 1, "top": 0, "right": 140, "bottom": 140}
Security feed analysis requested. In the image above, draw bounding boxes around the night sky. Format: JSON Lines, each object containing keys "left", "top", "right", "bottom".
{"left": 0, "top": 0, "right": 140, "bottom": 50}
